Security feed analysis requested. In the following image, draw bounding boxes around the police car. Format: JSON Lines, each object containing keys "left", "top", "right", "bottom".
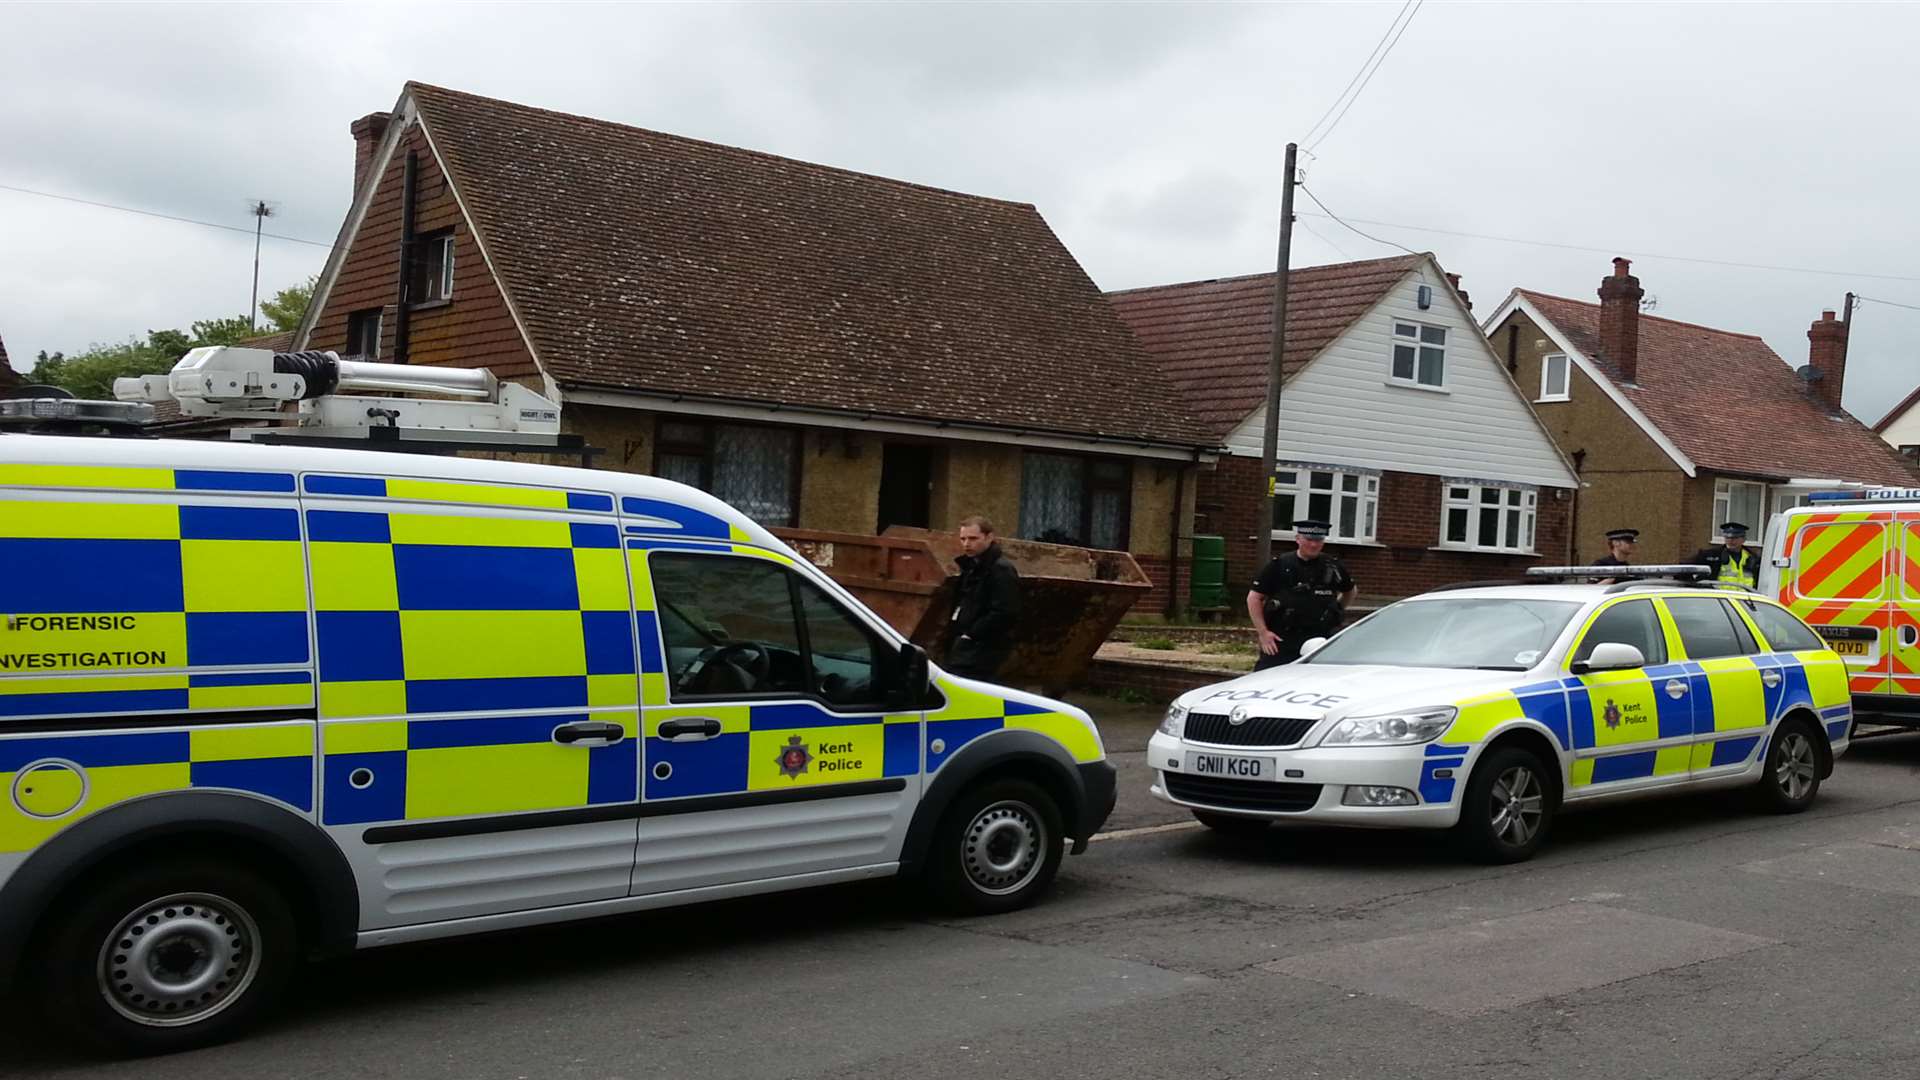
{"left": 1150, "top": 567, "right": 1852, "bottom": 862}
{"left": 0, "top": 350, "right": 1116, "bottom": 1053}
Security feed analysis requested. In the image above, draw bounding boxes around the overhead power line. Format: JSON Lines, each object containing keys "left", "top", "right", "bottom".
{"left": 1857, "top": 295, "right": 1920, "bottom": 314}
{"left": 0, "top": 182, "right": 334, "bottom": 249}
{"left": 1300, "top": 0, "right": 1413, "bottom": 148}
{"left": 1298, "top": 185, "right": 1422, "bottom": 259}
{"left": 1295, "top": 204, "right": 1920, "bottom": 286}
{"left": 1305, "top": 0, "right": 1424, "bottom": 153}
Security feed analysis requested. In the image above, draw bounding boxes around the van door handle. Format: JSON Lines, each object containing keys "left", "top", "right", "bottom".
{"left": 1761, "top": 670, "right": 1782, "bottom": 688}
{"left": 1901, "top": 625, "right": 1918, "bottom": 649}
{"left": 1665, "top": 679, "right": 1687, "bottom": 699}
{"left": 658, "top": 717, "right": 723, "bottom": 741}
{"left": 553, "top": 721, "right": 626, "bottom": 746}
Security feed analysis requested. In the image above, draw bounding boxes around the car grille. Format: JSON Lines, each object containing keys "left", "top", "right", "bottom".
{"left": 1164, "top": 773, "right": 1322, "bottom": 813}
{"left": 1184, "top": 712, "right": 1317, "bottom": 748}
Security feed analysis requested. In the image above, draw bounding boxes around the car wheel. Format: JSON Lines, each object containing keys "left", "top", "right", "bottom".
{"left": 1754, "top": 719, "right": 1822, "bottom": 814}
{"left": 36, "top": 858, "right": 297, "bottom": 1056}
{"left": 927, "top": 779, "right": 1065, "bottom": 916}
{"left": 1454, "top": 746, "right": 1555, "bottom": 864}
{"left": 1193, "top": 810, "right": 1270, "bottom": 837}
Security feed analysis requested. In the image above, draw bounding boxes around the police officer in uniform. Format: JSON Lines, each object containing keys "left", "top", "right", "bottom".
{"left": 1590, "top": 527, "right": 1639, "bottom": 584}
{"left": 1247, "top": 519, "right": 1356, "bottom": 670}
{"left": 1693, "top": 522, "right": 1759, "bottom": 589}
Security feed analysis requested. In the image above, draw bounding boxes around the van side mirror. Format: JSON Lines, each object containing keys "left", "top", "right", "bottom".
{"left": 1571, "top": 641, "right": 1645, "bottom": 674}
{"left": 1298, "top": 636, "right": 1329, "bottom": 660}
{"left": 887, "top": 641, "right": 931, "bottom": 709}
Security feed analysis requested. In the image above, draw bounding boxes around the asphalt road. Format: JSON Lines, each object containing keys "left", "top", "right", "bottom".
{"left": 11, "top": 702, "right": 1920, "bottom": 1079}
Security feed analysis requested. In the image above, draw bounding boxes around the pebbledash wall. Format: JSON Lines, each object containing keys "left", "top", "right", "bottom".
{"left": 1199, "top": 455, "right": 1573, "bottom": 602}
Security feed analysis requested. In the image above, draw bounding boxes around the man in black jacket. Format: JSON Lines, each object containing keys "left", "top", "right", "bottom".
{"left": 948, "top": 515, "right": 1020, "bottom": 681}
{"left": 1693, "top": 521, "right": 1760, "bottom": 590}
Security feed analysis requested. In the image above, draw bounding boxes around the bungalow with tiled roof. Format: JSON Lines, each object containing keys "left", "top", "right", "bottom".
{"left": 1484, "top": 258, "right": 1918, "bottom": 565}
{"left": 1109, "top": 255, "right": 1580, "bottom": 602}
{"left": 295, "top": 83, "right": 1214, "bottom": 611}
{"left": 0, "top": 332, "right": 19, "bottom": 389}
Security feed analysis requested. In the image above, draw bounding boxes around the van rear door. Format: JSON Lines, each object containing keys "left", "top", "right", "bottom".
{"left": 1782, "top": 510, "right": 1891, "bottom": 696}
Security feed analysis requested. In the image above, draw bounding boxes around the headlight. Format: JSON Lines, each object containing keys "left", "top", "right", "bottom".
{"left": 1318, "top": 707, "right": 1456, "bottom": 747}
{"left": 1158, "top": 704, "right": 1188, "bottom": 737}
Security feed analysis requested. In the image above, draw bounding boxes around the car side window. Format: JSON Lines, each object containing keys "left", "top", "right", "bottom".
{"left": 1664, "top": 596, "right": 1756, "bottom": 660}
{"left": 1573, "top": 599, "right": 1667, "bottom": 666}
{"left": 796, "top": 579, "right": 889, "bottom": 709}
{"left": 649, "top": 554, "right": 808, "bottom": 699}
{"left": 1743, "top": 601, "right": 1826, "bottom": 653}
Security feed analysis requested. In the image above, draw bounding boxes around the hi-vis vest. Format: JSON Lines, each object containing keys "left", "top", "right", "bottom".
{"left": 1718, "top": 548, "right": 1754, "bottom": 586}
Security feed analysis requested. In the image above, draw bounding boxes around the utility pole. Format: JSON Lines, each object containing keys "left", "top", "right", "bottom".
{"left": 249, "top": 200, "right": 275, "bottom": 330}
{"left": 1254, "top": 142, "right": 1299, "bottom": 575}
{"left": 1841, "top": 291, "right": 1856, "bottom": 368}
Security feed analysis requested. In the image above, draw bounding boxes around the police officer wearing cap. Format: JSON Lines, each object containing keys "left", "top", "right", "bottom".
{"left": 1693, "top": 522, "right": 1759, "bottom": 589}
{"left": 1590, "top": 527, "right": 1639, "bottom": 584}
{"left": 1247, "top": 519, "right": 1356, "bottom": 670}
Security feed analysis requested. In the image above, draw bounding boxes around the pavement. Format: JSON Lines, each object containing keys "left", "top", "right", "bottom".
{"left": 12, "top": 706, "right": 1920, "bottom": 1079}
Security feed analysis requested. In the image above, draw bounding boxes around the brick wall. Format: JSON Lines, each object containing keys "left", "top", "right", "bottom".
{"left": 1195, "top": 455, "right": 1573, "bottom": 605}
{"left": 1132, "top": 553, "right": 1193, "bottom": 619}
{"left": 307, "top": 120, "right": 537, "bottom": 380}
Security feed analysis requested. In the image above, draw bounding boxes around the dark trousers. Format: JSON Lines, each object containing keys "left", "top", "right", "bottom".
{"left": 946, "top": 639, "right": 1008, "bottom": 683}
{"left": 1254, "top": 636, "right": 1307, "bottom": 671}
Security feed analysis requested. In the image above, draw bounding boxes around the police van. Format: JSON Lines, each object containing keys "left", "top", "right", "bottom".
{"left": 1761, "top": 488, "right": 1920, "bottom": 728}
{"left": 0, "top": 350, "right": 1116, "bottom": 1053}
{"left": 1149, "top": 568, "right": 1851, "bottom": 862}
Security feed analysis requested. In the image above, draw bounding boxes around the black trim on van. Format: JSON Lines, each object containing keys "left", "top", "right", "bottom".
{"left": 0, "top": 708, "right": 317, "bottom": 735}
{"left": 360, "top": 777, "right": 910, "bottom": 844}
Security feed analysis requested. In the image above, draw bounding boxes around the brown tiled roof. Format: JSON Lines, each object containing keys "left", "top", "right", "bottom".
{"left": 403, "top": 83, "right": 1204, "bottom": 448}
{"left": 240, "top": 331, "right": 295, "bottom": 353}
{"left": 1104, "top": 256, "right": 1423, "bottom": 440}
{"left": 0, "top": 331, "right": 13, "bottom": 380}
{"left": 1519, "top": 290, "right": 1917, "bottom": 484}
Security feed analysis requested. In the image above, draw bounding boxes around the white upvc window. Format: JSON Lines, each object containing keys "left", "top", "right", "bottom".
{"left": 1770, "top": 490, "right": 1812, "bottom": 519}
{"left": 1712, "top": 479, "right": 1767, "bottom": 542}
{"left": 1539, "top": 353, "right": 1570, "bottom": 402}
{"left": 1272, "top": 466, "right": 1380, "bottom": 543}
{"left": 1441, "top": 483, "right": 1537, "bottom": 553}
{"left": 1391, "top": 322, "right": 1447, "bottom": 387}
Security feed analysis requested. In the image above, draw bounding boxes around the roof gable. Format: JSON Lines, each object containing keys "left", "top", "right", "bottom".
{"left": 386, "top": 83, "right": 1203, "bottom": 449}
{"left": 1509, "top": 289, "right": 1916, "bottom": 485}
{"left": 1104, "top": 255, "right": 1421, "bottom": 439}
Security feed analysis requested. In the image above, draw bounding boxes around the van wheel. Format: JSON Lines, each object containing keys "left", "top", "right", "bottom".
{"left": 1193, "top": 810, "right": 1270, "bottom": 837}
{"left": 36, "top": 859, "right": 296, "bottom": 1056}
{"left": 1754, "top": 720, "right": 1822, "bottom": 814}
{"left": 927, "top": 779, "right": 1065, "bottom": 916}
{"left": 1453, "top": 746, "right": 1555, "bottom": 864}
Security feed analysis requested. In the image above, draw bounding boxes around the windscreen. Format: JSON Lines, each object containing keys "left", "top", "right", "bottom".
{"left": 1306, "top": 597, "right": 1583, "bottom": 671}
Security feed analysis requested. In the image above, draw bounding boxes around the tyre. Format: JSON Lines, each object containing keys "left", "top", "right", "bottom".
{"left": 1193, "top": 810, "right": 1271, "bottom": 837}
{"left": 926, "top": 779, "right": 1065, "bottom": 916}
{"left": 1453, "top": 746, "right": 1555, "bottom": 864}
{"left": 35, "top": 858, "right": 298, "bottom": 1056}
{"left": 1754, "top": 719, "right": 1822, "bottom": 814}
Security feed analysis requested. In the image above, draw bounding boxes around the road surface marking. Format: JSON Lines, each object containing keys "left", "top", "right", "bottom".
{"left": 1090, "top": 821, "right": 1205, "bottom": 843}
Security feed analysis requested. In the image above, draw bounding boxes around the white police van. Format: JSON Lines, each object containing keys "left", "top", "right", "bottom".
{"left": 1150, "top": 568, "right": 1851, "bottom": 862}
{"left": 0, "top": 350, "right": 1115, "bottom": 1053}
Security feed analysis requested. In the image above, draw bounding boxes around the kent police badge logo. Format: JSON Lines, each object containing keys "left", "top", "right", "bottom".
{"left": 776, "top": 735, "right": 812, "bottom": 778}
{"left": 1604, "top": 699, "right": 1622, "bottom": 730}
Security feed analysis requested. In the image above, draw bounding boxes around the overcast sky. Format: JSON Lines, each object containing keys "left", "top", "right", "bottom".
{"left": 4, "top": 1, "right": 1917, "bottom": 423}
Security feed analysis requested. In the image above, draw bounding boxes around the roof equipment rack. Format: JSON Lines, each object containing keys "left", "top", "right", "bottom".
{"left": 110, "top": 347, "right": 594, "bottom": 463}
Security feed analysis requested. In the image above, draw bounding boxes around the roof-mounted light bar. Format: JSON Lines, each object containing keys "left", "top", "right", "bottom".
{"left": 1525, "top": 565, "right": 1715, "bottom": 580}
{"left": 1808, "top": 488, "right": 1920, "bottom": 504}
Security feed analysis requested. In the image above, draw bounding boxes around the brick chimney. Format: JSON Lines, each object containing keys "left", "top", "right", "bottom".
{"left": 1596, "top": 257, "right": 1644, "bottom": 383}
{"left": 1807, "top": 308, "right": 1849, "bottom": 413}
{"left": 1445, "top": 272, "right": 1470, "bottom": 312}
{"left": 350, "top": 111, "right": 392, "bottom": 199}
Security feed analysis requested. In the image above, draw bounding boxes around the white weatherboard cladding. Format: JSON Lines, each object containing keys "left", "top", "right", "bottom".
{"left": 1878, "top": 405, "right": 1920, "bottom": 452}
{"left": 1223, "top": 272, "right": 1577, "bottom": 488}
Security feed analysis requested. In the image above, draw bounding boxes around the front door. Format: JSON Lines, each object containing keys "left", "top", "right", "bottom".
{"left": 877, "top": 445, "right": 933, "bottom": 534}
{"left": 307, "top": 485, "right": 641, "bottom": 929}
{"left": 630, "top": 546, "right": 921, "bottom": 895}
{"left": 1660, "top": 595, "right": 1770, "bottom": 779}
{"left": 1565, "top": 598, "right": 1689, "bottom": 795}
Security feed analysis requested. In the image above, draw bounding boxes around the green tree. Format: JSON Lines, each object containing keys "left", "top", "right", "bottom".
{"left": 258, "top": 275, "right": 316, "bottom": 333}
{"left": 31, "top": 279, "right": 315, "bottom": 398}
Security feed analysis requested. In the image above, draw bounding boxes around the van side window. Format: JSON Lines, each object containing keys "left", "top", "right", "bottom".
{"left": 649, "top": 555, "right": 807, "bottom": 698}
{"left": 1573, "top": 599, "right": 1667, "bottom": 666}
{"left": 796, "top": 580, "right": 888, "bottom": 708}
{"left": 1743, "top": 601, "right": 1826, "bottom": 653}
{"left": 1665, "top": 597, "right": 1756, "bottom": 659}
